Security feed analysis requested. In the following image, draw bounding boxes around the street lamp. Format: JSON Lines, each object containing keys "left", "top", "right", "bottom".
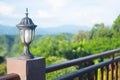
{"left": 16, "top": 8, "right": 37, "bottom": 59}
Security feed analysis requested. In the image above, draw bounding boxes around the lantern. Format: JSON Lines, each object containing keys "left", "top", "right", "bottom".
{"left": 16, "top": 8, "right": 37, "bottom": 59}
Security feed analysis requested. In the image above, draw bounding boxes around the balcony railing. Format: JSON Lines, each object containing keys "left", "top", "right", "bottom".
{"left": 0, "top": 73, "right": 20, "bottom": 80}
{"left": 0, "top": 48, "right": 120, "bottom": 80}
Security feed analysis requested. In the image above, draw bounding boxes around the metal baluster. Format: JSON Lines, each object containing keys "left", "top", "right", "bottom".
{"left": 94, "top": 69, "right": 98, "bottom": 80}
{"left": 87, "top": 73, "right": 90, "bottom": 80}
{"left": 100, "top": 67, "right": 104, "bottom": 80}
{"left": 106, "top": 65, "right": 109, "bottom": 80}
{"left": 115, "top": 61, "right": 118, "bottom": 80}
{"left": 78, "top": 75, "right": 82, "bottom": 80}
{"left": 111, "top": 54, "right": 114, "bottom": 80}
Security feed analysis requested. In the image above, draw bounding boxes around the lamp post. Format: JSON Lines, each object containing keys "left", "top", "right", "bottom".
{"left": 7, "top": 9, "right": 45, "bottom": 80}
{"left": 16, "top": 8, "right": 37, "bottom": 59}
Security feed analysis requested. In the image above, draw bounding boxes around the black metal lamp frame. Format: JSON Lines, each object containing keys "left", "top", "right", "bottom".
{"left": 16, "top": 8, "right": 37, "bottom": 59}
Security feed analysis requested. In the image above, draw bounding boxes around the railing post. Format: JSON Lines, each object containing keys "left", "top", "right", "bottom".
{"left": 111, "top": 54, "right": 114, "bottom": 80}
{"left": 106, "top": 65, "right": 109, "bottom": 80}
{"left": 115, "top": 61, "right": 118, "bottom": 80}
{"left": 100, "top": 67, "right": 104, "bottom": 80}
{"left": 94, "top": 69, "right": 98, "bottom": 80}
{"left": 7, "top": 57, "right": 46, "bottom": 80}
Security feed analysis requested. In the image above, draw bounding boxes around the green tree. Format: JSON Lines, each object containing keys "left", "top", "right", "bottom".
{"left": 112, "top": 15, "right": 120, "bottom": 37}
{"left": 72, "top": 31, "right": 90, "bottom": 42}
{"left": 46, "top": 56, "right": 76, "bottom": 80}
{"left": 91, "top": 23, "right": 112, "bottom": 39}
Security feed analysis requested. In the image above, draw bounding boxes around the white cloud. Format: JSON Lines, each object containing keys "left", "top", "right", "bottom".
{"left": 0, "top": 1, "right": 23, "bottom": 20}
{"left": 46, "top": 0, "right": 67, "bottom": 11}
{"left": 0, "top": 0, "right": 120, "bottom": 27}
{"left": 0, "top": 1, "right": 14, "bottom": 16}
{"left": 37, "top": 10, "right": 53, "bottom": 18}
{"left": 29, "top": 0, "right": 120, "bottom": 28}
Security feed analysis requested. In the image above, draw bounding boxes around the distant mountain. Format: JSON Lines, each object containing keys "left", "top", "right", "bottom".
{"left": 0, "top": 25, "right": 18, "bottom": 35}
{"left": 0, "top": 24, "right": 91, "bottom": 35}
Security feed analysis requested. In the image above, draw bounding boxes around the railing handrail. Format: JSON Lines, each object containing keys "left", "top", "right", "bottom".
{"left": 46, "top": 48, "right": 120, "bottom": 73}
{"left": 54, "top": 56, "right": 120, "bottom": 80}
{"left": 0, "top": 73, "right": 20, "bottom": 80}
{"left": 1, "top": 48, "right": 120, "bottom": 80}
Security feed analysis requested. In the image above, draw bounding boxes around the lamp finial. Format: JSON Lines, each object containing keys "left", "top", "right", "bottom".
{"left": 25, "top": 8, "right": 28, "bottom": 17}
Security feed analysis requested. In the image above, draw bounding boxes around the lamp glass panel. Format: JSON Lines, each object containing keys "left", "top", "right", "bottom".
{"left": 19, "top": 30, "right": 24, "bottom": 43}
{"left": 25, "top": 29, "right": 32, "bottom": 43}
{"left": 31, "top": 29, "right": 35, "bottom": 41}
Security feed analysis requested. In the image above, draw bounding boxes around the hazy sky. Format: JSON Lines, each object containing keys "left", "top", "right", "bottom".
{"left": 0, "top": 0, "right": 120, "bottom": 28}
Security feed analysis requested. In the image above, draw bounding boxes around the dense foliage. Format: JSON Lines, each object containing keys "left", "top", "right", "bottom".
{"left": 0, "top": 15, "right": 120, "bottom": 79}
{"left": 46, "top": 56, "right": 77, "bottom": 80}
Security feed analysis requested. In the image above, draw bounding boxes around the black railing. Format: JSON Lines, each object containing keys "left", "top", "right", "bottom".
{"left": 0, "top": 73, "right": 20, "bottom": 80}
{"left": 54, "top": 56, "right": 120, "bottom": 80}
{"left": 1, "top": 48, "right": 120, "bottom": 80}
{"left": 46, "top": 48, "right": 120, "bottom": 80}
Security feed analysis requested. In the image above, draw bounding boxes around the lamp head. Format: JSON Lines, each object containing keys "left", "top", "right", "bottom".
{"left": 16, "top": 8, "right": 37, "bottom": 59}
{"left": 16, "top": 8, "right": 37, "bottom": 44}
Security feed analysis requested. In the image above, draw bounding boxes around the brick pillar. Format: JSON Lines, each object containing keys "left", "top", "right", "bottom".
{"left": 7, "top": 57, "right": 45, "bottom": 80}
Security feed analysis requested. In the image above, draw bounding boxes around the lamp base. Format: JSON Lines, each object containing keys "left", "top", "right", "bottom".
{"left": 21, "top": 44, "right": 34, "bottom": 59}
{"left": 19, "top": 52, "right": 34, "bottom": 59}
